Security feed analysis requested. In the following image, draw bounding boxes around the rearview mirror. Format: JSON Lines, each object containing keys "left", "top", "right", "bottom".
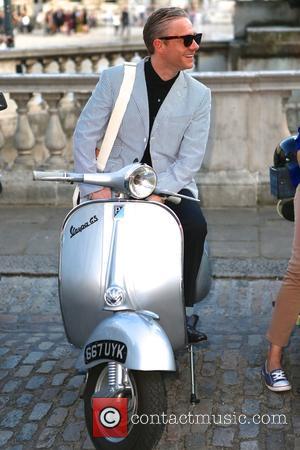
{"left": 0, "top": 93, "right": 8, "bottom": 111}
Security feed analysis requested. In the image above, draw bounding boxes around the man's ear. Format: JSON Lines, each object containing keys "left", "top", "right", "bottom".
{"left": 153, "top": 38, "right": 164, "bottom": 53}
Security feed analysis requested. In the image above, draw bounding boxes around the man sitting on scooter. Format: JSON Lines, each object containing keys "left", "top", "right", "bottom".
{"left": 73, "top": 7, "right": 211, "bottom": 342}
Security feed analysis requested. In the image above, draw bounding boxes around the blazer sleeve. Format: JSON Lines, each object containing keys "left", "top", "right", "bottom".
{"left": 73, "top": 69, "right": 113, "bottom": 198}
{"left": 156, "top": 86, "right": 211, "bottom": 196}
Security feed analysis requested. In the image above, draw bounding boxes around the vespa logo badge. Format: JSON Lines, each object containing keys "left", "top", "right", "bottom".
{"left": 70, "top": 215, "right": 99, "bottom": 238}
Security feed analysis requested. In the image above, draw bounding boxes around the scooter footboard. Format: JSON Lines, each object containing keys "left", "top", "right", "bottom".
{"left": 75, "top": 311, "right": 176, "bottom": 373}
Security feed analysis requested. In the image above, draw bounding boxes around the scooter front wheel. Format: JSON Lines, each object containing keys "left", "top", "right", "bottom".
{"left": 84, "top": 364, "right": 167, "bottom": 450}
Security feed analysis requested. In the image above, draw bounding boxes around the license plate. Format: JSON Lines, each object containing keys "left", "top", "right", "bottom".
{"left": 84, "top": 340, "right": 127, "bottom": 365}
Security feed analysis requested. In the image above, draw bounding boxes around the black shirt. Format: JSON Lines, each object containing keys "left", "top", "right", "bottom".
{"left": 141, "top": 59, "right": 179, "bottom": 166}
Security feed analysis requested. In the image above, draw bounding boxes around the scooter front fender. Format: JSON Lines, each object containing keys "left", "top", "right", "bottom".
{"left": 75, "top": 311, "right": 176, "bottom": 373}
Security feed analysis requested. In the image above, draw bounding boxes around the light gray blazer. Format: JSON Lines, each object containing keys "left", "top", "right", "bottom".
{"left": 73, "top": 58, "right": 211, "bottom": 198}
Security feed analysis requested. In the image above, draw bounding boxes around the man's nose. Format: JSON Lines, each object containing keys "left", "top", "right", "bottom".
{"left": 189, "top": 39, "right": 199, "bottom": 51}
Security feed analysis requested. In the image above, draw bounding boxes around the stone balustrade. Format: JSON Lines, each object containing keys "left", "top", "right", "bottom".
{"left": 0, "top": 70, "right": 299, "bottom": 206}
{"left": 0, "top": 41, "right": 229, "bottom": 74}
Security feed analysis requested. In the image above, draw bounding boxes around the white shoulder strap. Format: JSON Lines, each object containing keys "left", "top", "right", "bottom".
{"left": 96, "top": 62, "right": 137, "bottom": 172}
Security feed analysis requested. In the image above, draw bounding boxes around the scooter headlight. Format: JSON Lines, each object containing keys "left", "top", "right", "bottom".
{"left": 104, "top": 286, "right": 126, "bottom": 307}
{"left": 126, "top": 165, "right": 157, "bottom": 199}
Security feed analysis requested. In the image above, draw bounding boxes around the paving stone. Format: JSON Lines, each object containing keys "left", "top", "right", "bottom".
{"left": 0, "top": 370, "right": 8, "bottom": 380}
{"left": 239, "top": 422, "right": 260, "bottom": 439}
{"left": 201, "top": 362, "right": 216, "bottom": 377}
{"left": 29, "top": 403, "right": 52, "bottom": 421}
{"left": 82, "top": 434, "right": 95, "bottom": 449}
{"left": 25, "top": 375, "right": 46, "bottom": 390}
{"left": 0, "top": 395, "right": 9, "bottom": 410}
{"left": 16, "top": 422, "right": 38, "bottom": 441}
{"left": 247, "top": 334, "right": 263, "bottom": 346}
{"left": 292, "top": 415, "right": 300, "bottom": 435}
{"left": 2, "top": 355, "right": 22, "bottom": 369}
{"left": 1, "top": 409, "right": 24, "bottom": 428}
{"left": 36, "top": 428, "right": 58, "bottom": 449}
{"left": 23, "top": 351, "right": 44, "bottom": 364}
{"left": 74, "top": 402, "right": 85, "bottom": 419}
{"left": 240, "top": 441, "right": 260, "bottom": 450}
{"left": 52, "top": 373, "right": 68, "bottom": 386}
{"left": 185, "top": 432, "right": 206, "bottom": 448}
{"left": 220, "top": 350, "right": 239, "bottom": 370}
{"left": 242, "top": 399, "right": 261, "bottom": 415}
{"left": 2, "top": 379, "right": 22, "bottom": 393}
{"left": 47, "top": 407, "right": 68, "bottom": 427}
{"left": 62, "top": 422, "right": 85, "bottom": 442}
{"left": 16, "top": 393, "right": 33, "bottom": 407}
{"left": 266, "top": 430, "right": 285, "bottom": 450}
{"left": 0, "top": 347, "right": 9, "bottom": 356}
{"left": 67, "top": 375, "right": 84, "bottom": 389}
{"left": 0, "top": 430, "right": 13, "bottom": 446}
{"left": 212, "top": 427, "right": 235, "bottom": 447}
{"left": 59, "top": 390, "right": 78, "bottom": 406}
{"left": 60, "top": 358, "right": 76, "bottom": 370}
{"left": 41, "top": 388, "right": 60, "bottom": 401}
{"left": 38, "top": 342, "right": 54, "bottom": 350}
{"left": 267, "top": 391, "right": 284, "bottom": 409}
{"left": 51, "top": 346, "right": 72, "bottom": 360}
{"left": 15, "top": 365, "right": 34, "bottom": 377}
{"left": 223, "top": 370, "right": 239, "bottom": 385}
{"left": 37, "top": 360, "right": 56, "bottom": 373}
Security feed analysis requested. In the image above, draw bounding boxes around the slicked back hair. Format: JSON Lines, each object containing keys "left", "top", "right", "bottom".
{"left": 143, "top": 7, "right": 189, "bottom": 55}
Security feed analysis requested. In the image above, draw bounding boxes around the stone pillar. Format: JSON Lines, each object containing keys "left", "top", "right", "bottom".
{"left": 43, "top": 93, "right": 66, "bottom": 167}
{"left": 11, "top": 93, "right": 36, "bottom": 169}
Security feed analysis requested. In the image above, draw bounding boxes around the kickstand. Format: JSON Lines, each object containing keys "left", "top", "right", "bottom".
{"left": 188, "top": 344, "right": 200, "bottom": 405}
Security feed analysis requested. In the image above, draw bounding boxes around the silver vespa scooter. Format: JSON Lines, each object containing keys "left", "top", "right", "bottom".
{"left": 33, "top": 163, "right": 211, "bottom": 450}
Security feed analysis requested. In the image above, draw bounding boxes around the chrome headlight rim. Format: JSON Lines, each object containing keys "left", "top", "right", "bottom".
{"left": 125, "top": 164, "right": 157, "bottom": 200}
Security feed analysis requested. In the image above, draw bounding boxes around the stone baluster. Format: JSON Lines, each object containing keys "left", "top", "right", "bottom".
{"left": 43, "top": 93, "right": 66, "bottom": 167}
{"left": 58, "top": 57, "right": 69, "bottom": 73}
{"left": 74, "top": 56, "right": 83, "bottom": 73}
{"left": 10, "top": 93, "right": 35, "bottom": 169}
{"left": 91, "top": 55, "right": 100, "bottom": 73}
{"left": 42, "top": 58, "right": 57, "bottom": 73}
{"left": 24, "top": 59, "right": 37, "bottom": 74}
{"left": 74, "top": 92, "right": 90, "bottom": 116}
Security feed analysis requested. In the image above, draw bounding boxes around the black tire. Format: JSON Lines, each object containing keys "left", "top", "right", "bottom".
{"left": 84, "top": 364, "right": 167, "bottom": 450}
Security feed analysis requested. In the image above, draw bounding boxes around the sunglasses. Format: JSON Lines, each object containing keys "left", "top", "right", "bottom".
{"left": 158, "top": 33, "right": 202, "bottom": 47}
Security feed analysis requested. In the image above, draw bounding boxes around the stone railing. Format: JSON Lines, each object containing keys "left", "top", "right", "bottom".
{"left": 0, "top": 70, "right": 299, "bottom": 206}
{"left": 0, "top": 41, "right": 230, "bottom": 74}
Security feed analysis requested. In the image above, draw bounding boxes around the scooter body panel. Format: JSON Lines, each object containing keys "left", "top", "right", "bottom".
{"left": 75, "top": 311, "right": 176, "bottom": 372}
{"left": 59, "top": 200, "right": 186, "bottom": 351}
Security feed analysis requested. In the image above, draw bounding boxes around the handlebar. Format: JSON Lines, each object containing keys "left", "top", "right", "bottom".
{"left": 33, "top": 166, "right": 200, "bottom": 204}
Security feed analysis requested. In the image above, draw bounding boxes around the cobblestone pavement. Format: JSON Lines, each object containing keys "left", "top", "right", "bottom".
{"left": 0, "top": 206, "right": 299, "bottom": 449}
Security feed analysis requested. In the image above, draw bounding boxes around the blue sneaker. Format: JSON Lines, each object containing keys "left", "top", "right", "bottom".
{"left": 261, "top": 361, "right": 291, "bottom": 392}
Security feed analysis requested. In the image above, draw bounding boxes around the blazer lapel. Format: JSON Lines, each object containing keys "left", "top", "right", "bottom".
{"left": 131, "top": 59, "right": 149, "bottom": 137}
{"left": 152, "top": 71, "right": 187, "bottom": 134}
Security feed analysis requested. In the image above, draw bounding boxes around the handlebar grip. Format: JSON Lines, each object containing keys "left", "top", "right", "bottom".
{"left": 33, "top": 171, "right": 84, "bottom": 183}
{"left": 33, "top": 170, "right": 64, "bottom": 180}
{"left": 166, "top": 196, "right": 182, "bottom": 205}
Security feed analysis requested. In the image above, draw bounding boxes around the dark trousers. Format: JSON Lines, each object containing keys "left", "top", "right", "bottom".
{"left": 166, "top": 189, "right": 207, "bottom": 307}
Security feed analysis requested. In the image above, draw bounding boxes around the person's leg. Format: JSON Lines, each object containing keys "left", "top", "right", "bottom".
{"left": 263, "top": 185, "right": 300, "bottom": 390}
{"left": 267, "top": 185, "right": 300, "bottom": 350}
{"left": 166, "top": 189, "right": 207, "bottom": 307}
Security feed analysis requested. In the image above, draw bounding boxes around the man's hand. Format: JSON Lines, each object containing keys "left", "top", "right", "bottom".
{"left": 147, "top": 194, "right": 165, "bottom": 203}
{"left": 89, "top": 188, "right": 112, "bottom": 200}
